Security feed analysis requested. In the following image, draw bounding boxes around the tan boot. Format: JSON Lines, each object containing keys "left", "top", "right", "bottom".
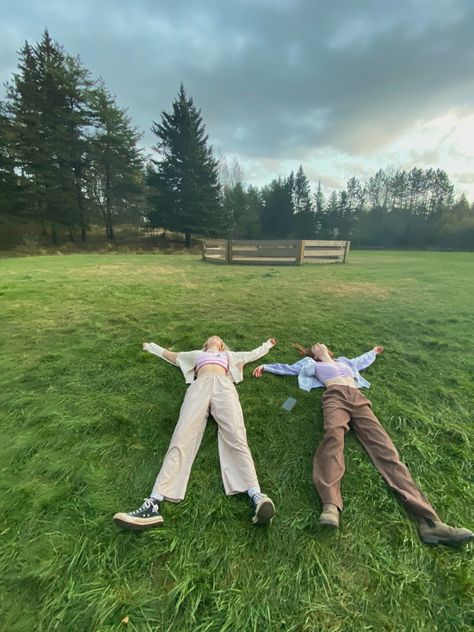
{"left": 319, "top": 503, "right": 339, "bottom": 527}
{"left": 417, "top": 519, "right": 473, "bottom": 547}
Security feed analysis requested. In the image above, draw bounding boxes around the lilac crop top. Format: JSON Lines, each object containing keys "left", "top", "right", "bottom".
{"left": 314, "top": 361, "right": 355, "bottom": 384}
{"left": 195, "top": 351, "right": 229, "bottom": 372}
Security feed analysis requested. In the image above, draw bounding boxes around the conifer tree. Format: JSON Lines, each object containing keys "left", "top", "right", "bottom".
{"left": 88, "top": 83, "right": 144, "bottom": 240}
{"left": 314, "top": 180, "right": 326, "bottom": 236}
{"left": 149, "top": 85, "right": 221, "bottom": 247}
{"left": 260, "top": 176, "right": 294, "bottom": 238}
{"left": 292, "top": 164, "right": 316, "bottom": 237}
{"left": 0, "top": 102, "right": 20, "bottom": 217}
{"left": 5, "top": 31, "right": 93, "bottom": 242}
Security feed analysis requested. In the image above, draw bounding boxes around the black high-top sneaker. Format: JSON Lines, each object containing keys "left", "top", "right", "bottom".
{"left": 113, "top": 498, "right": 164, "bottom": 531}
{"left": 251, "top": 492, "right": 275, "bottom": 526}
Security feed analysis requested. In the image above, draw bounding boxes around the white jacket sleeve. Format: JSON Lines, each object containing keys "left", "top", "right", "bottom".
{"left": 233, "top": 339, "right": 274, "bottom": 366}
{"left": 143, "top": 342, "right": 178, "bottom": 366}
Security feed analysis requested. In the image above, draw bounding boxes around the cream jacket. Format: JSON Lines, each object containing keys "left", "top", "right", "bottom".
{"left": 143, "top": 340, "right": 275, "bottom": 384}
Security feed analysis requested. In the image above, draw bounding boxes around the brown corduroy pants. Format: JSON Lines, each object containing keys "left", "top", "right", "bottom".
{"left": 313, "top": 385, "right": 439, "bottom": 521}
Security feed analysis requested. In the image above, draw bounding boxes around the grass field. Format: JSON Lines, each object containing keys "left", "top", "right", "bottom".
{"left": 0, "top": 251, "right": 473, "bottom": 632}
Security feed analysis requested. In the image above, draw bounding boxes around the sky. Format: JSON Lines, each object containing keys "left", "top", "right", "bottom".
{"left": 1, "top": 0, "right": 474, "bottom": 198}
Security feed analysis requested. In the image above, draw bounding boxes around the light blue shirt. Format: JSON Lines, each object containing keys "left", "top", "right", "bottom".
{"left": 263, "top": 350, "right": 377, "bottom": 392}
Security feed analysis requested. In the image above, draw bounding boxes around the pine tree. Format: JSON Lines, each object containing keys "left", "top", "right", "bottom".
{"left": 260, "top": 176, "right": 294, "bottom": 238}
{"left": 325, "top": 190, "right": 340, "bottom": 238}
{"left": 314, "top": 180, "right": 326, "bottom": 236}
{"left": 222, "top": 182, "right": 262, "bottom": 239}
{"left": 292, "top": 164, "right": 316, "bottom": 237}
{"left": 0, "top": 101, "right": 20, "bottom": 217}
{"left": 149, "top": 85, "right": 221, "bottom": 247}
{"left": 5, "top": 31, "right": 93, "bottom": 242}
{"left": 88, "top": 83, "right": 144, "bottom": 240}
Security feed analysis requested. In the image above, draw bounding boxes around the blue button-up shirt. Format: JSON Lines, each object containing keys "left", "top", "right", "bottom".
{"left": 263, "top": 350, "right": 377, "bottom": 391}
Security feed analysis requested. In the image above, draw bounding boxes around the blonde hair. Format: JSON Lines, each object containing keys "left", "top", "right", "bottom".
{"left": 203, "top": 337, "right": 230, "bottom": 352}
{"left": 293, "top": 343, "right": 334, "bottom": 361}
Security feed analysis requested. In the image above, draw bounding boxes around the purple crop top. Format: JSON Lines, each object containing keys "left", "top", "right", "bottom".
{"left": 195, "top": 351, "right": 229, "bottom": 372}
{"left": 314, "top": 361, "right": 355, "bottom": 384}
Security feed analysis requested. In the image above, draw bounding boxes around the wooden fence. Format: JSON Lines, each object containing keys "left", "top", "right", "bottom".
{"left": 202, "top": 239, "right": 350, "bottom": 265}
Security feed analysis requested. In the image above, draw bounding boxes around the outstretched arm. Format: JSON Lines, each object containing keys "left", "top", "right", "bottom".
{"left": 143, "top": 342, "right": 178, "bottom": 365}
{"left": 350, "top": 346, "right": 384, "bottom": 371}
{"left": 253, "top": 360, "right": 304, "bottom": 378}
{"left": 235, "top": 338, "right": 277, "bottom": 366}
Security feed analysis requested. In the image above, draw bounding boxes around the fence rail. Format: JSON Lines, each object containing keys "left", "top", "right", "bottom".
{"left": 202, "top": 239, "right": 350, "bottom": 265}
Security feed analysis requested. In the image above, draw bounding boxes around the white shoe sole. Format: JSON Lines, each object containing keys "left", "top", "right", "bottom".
{"left": 113, "top": 512, "right": 164, "bottom": 531}
{"left": 252, "top": 499, "right": 276, "bottom": 525}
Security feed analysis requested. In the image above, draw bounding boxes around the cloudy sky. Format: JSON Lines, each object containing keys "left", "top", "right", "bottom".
{"left": 1, "top": 0, "right": 474, "bottom": 197}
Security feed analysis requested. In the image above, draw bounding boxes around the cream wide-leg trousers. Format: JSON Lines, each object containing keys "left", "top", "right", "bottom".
{"left": 152, "top": 375, "right": 260, "bottom": 501}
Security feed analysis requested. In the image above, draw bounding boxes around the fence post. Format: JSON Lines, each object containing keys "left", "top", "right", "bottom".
{"left": 343, "top": 241, "right": 351, "bottom": 262}
{"left": 226, "top": 240, "right": 232, "bottom": 264}
{"left": 296, "top": 240, "right": 305, "bottom": 265}
{"left": 202, "top": 241, "right": 206, "bottom": 261}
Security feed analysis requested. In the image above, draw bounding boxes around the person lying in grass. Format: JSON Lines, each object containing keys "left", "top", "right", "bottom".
{"left": 114, "top": 335, "right": 277, "bottom": 530}
{"left": 253, "top": 342, "right": 473, "bottom": 547}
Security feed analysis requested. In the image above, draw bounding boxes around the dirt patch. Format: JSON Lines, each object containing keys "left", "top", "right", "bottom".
{"left": 68, "top": 264, "right": 181, "bottom": 280}
{"left": 324, "top": 282, "right": 391, "bottom": 299}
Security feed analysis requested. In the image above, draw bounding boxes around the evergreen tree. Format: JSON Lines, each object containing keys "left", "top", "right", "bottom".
{"left": 292, "top": 164, "right": 316, "bottom": 237}
{"left": 149, "top": 85, "right": 221, "bottom": 247}
{"left": 325, "top": 190, "right": 340, "bottom": 238}
{"left": 260, "top": 176, "right": 294, "bottom": 238}
{"left": 314, "top": 180, "right": 326, "bottom": 236}
{"left": 88, "top": 83, "right": 144, "bottom": 240}
{"left": 0, "top": 101, "right": 20, "bottom": 217}
{"left": 223, "top": 182, "right": 262, "bottom": 239}
{"left": 5, "top": 31, "right": 93, "bottom": 242}
{"left": 314, "top": 180, "right": 325, "bottom": 213}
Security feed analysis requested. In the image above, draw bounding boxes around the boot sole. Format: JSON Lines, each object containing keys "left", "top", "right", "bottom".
{"left": 319, "top": 518, "right": 339, "bottom": 528}
{"left": 420, "top": 533, "right": 474, "bottom": 547}
{"left": 113, "top": 513, "right": 164, "bottom": 531}
{"left": 252, "top": 500, "right": 276, "bottom": 525}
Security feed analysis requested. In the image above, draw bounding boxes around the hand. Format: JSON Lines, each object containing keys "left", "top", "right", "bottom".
{"left": 373, "top": 346, "right": 384, "bottom": 354}
{"left": 143, "top": 342, "right": 150, "bottom": 351}
{"left": 268, "top": 338, "right": 277, "bottom": 347}
{"left": 253, "top": 365, "right": 265, "bottom": 377}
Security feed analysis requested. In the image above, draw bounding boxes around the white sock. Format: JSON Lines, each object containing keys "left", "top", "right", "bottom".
{"left": 247, "top": 487, "right": 261, "bottom": 499}
{"left": 150, "top": 492, "right": 164, "bottom": 502}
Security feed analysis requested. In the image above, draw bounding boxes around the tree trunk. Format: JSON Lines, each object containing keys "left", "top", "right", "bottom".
{"left": 51, "top": 227, "right": 58, "bottom": 245}
{"left": 81, "top": 226, "right": 87, "bottom": 242}
{"left": 185, "top": 231, "right": 192, "bottom": 248}
{"left": 105, "top": 165, "right": 114, "bottom": 240}
{"left": 69, "top": 230, "right": 75, "bottom": 242}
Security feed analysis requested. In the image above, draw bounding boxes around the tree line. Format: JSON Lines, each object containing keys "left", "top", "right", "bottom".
{"left": 1, "top": 31, "right": 473, "bottom": 250}
{"left": 226, "top": 165, "right": 474, "bottom": 250}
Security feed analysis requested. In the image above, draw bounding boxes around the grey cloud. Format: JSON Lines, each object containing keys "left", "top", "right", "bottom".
{"left": 1, "top": 0, "right": 473, "bottom": 166}
{"left": 454, "top": 172, "right": 474, "bottom": 184}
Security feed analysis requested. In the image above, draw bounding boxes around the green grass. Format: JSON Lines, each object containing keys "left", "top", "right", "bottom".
{"left": 0, "top": 251, "right": 473, "bottom": 632}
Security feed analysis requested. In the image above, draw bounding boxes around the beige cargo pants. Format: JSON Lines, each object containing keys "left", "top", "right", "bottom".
{"left": 152, "top": 375, "right": 260, "bottom": 501}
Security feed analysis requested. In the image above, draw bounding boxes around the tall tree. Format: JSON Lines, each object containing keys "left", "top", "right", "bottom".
{"left": 325, "top": 190, "right": 340, "bottom": 238}
{"left": 149, "top": 85, "right": 221, "bottom": 247}
{"left": 88, "top": 83, "right": 144, "bottom": 240}
{"left": 5, "top": 31, "right": 93, "bottom": 242}
{"left": 314, "top": 180, "right": 327, "bottom": 236}
{"left": 260, "top": 176, "right": 294, "bottom": 238}
{"left": 0, "top": 101, "right": 20, "bottom": 217}
{"left": 292, "top": 164, "right": 316, "bottom": 237}
{"left": 218, "top": 153, "right": 245, "bottom": 189}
